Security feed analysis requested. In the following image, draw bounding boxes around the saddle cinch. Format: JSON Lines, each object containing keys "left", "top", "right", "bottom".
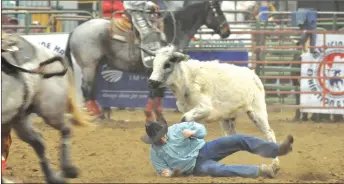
{"left": 1, "top": 34, "right": 68, "bottom": 78}
{"left": 109, "top": 13, "right": 164, "bottom": 44}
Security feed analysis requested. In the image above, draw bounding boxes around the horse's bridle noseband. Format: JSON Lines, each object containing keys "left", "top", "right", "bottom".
{"left": 208, "top": 0, "right": 228, "bottom": 33}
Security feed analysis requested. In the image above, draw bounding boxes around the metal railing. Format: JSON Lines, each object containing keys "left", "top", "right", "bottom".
{"left": 2, "top": 10, "right": 94, "bottom": 34}
{"left": 2, "top": 7, "right": 343, "bottom": 112}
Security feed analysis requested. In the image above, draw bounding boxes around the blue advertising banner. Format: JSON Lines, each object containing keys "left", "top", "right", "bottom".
{"left": 95, "top": 51, "right": 249, "bottom": 108}
{"left": 187, "top": 50, "right": 249, "bottom": 67}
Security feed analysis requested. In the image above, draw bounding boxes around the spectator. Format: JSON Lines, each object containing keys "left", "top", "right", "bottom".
{"left": 1, "top": 15, "right": 19, "bottom": 33}
{"left": 30, "top": 21, "right": 44, "bottom": 33}
{"left": 253, "top": 1, "right": 276, "bottom": 21}
{"left": 102, "top": 0, "right": 125, "bottom": 18}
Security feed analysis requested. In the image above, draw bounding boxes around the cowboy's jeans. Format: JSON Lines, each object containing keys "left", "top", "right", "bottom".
{"left": 193, "top": 134, "right": 279, "bottom": 178}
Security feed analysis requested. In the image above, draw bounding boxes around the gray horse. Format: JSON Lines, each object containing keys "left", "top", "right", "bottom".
{"left": 65, "top": 0, "right": 231, "bottom": 118}
{"left": 1, "top": 34, "right": 91, "bottom": 184}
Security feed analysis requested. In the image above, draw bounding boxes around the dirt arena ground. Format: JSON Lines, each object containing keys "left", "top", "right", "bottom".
{"left": 3, "top": 110, "right": 344, "bottom": 183}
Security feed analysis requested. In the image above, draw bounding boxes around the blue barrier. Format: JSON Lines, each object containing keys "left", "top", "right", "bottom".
{"left": 187, "top": 50, "right": 249, "bottom": 67}
{"left": 95, "top": 51, "right": 249, "bottom": 108}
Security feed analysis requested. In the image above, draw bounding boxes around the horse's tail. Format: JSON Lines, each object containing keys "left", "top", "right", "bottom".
{"left": 67, "top": 78, "right": 93, "bottom": 127}
{"left": 65, "top": 59, "right": 92, "bottom": 126}
{"left": 64, "top": 31, "right": 93, "bottom": 127}
{"left": 65, "top": 31, "right": 74, "bottom": 72}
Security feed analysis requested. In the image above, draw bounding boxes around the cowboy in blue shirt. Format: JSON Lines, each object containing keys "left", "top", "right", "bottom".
{"left": 141, "top": 117, "right": 294, "bottom": 178}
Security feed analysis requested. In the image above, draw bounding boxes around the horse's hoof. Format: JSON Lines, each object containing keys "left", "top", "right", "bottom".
{"left": 301, "top": 116, "right": 308, "bottom": 121}
{"left": 292, "top": 116, "right": 300, "bottom": 122}
{"left": 62, "top": 165, "right": 79, "bottom": 178}
{"left": 47, "top": 174, "right": 66, "bottom": 184}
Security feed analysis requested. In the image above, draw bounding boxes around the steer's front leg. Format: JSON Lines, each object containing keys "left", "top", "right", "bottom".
{"left": 176, "top": 100, "right": 186, "bottom": 113}
{"left": 180, "top": 95, "right": 211, "bottom": 122}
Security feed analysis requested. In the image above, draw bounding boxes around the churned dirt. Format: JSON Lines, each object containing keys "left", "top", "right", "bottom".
{"left": 4, "top": 110, "right": 344, "bottom": 183}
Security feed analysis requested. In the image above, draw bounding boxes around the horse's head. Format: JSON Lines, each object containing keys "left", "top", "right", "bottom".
{"left": 204, "top": 0, "right": 231, "bottom": 38}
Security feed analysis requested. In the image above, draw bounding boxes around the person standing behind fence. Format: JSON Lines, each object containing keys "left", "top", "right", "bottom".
{"left": 102, "top": 0, "right": 125, "bottom": 18}
{"left": 253, "top": 1, "right": 276, "bottom": 21}
{"left": 1, "top": 15, "right": 19, "bottom": 33}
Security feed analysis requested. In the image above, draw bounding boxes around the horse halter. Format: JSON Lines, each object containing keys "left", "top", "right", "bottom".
{"left": 208, "top": 0, "right": 227, "bottom": 33}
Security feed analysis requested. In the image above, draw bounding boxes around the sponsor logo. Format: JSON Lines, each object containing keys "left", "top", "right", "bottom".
{"left": 306, "top": 50, "right": 344, "bottom": 107}
{"left": 100, "top": 64, "right": 123, "bottom": 83}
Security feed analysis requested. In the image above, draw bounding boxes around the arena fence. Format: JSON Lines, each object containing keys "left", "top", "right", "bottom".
{"left": 2, "top": 8, "right": 344, "bottom": 115}
{"left": 2, "top": 10, "right": 94, "bottom": 33}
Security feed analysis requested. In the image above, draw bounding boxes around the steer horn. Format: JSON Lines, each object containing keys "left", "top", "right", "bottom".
{"left": 137, "top": 45, "right": 156, "bottom": 56}
{"left": 172, "top": 52, "right": 185, "bottom": 58}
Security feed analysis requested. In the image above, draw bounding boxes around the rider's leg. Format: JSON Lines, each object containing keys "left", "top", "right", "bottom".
{"left": 130, "top": 11, "right": 163, "bottom": 67}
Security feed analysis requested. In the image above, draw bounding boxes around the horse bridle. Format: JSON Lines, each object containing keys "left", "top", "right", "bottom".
{"left": 208, "top": 0, "right": 228, "bottom": 34}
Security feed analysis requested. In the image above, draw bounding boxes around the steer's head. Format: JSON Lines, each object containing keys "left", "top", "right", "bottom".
{"left": 139, "top": 45, "right": 188, "bottom": 89}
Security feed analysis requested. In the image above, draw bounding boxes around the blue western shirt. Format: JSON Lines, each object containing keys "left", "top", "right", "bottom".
{"left": 150, "top": 121, "right": 206, "bottom": 176}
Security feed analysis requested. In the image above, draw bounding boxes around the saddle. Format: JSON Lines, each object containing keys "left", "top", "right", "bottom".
{"left": 109, "top": 14, "right": 164, "bottom": 44}
{"left": 1, "top": 34, "right": 68, "bottom": 78}
{"left": 1, "top": 34, "right": 37, "bottom": 75}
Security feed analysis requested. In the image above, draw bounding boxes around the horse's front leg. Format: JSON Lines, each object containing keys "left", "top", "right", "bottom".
{"left": 151, "top": 87, "right": 165, "bottom": 120}
{"left": 176, "top": 100, "right": 186, "bottom": 113}
{"left": 180, "top": 95, "right": 211, "bottom": 122}
{"left": 12, "top": 117, "right": 66, "bottom": 183}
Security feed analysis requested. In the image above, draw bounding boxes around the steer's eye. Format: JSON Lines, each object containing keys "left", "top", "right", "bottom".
{"left": 164, "top": 63, "right": 171, "bottom": 69}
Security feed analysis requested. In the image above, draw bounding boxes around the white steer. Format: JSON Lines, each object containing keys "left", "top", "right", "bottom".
{"left": 139, "top": 44, "right": 279, "bottom": 166}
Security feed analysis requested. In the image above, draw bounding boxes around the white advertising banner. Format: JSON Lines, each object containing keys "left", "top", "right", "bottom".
{"left": 300, "top": 34, "right": 344, "bottom": 114}
{"left": 22, "top": 33, "right": 84, "bottom": 104}
{"left": 22, "top": 34, "right": 69, "bottom": 56}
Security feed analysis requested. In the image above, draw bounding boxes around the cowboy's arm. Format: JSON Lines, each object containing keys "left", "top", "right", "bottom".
{"left": 178, "top": 121, "right": 207, "bottom": 139}
{"left": 150, "top": 148, "right": 174, "bottom": 177}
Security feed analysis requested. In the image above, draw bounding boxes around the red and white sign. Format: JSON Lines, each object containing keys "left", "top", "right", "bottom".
{"left": 301, "top": 34, "right": 344, "bottom": 114}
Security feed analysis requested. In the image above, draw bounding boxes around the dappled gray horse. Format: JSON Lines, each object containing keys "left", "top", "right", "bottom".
{"left": 65, "top": 0, "right": 231, "bottom": 118}
{"left": 1, "top": 34, "right": 91, "bottom": 184}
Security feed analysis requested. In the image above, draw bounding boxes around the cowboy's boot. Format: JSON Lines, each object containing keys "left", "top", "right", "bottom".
{"left": 258, "top": 163, "right": 279, "bottom": 178}
{"left": 277, "top": 135, "right": 294, "bottom": 156}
